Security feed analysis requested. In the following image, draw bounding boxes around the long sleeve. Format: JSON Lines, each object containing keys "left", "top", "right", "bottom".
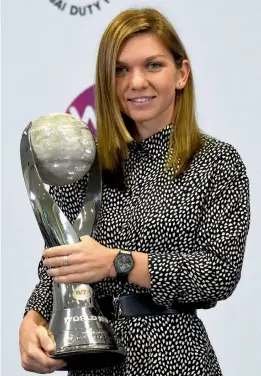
{"left": 24, "top": 175, "right": 89, "bottom": 321}
{"left": 148, "top": 144, "right": 250, "bottom": 308}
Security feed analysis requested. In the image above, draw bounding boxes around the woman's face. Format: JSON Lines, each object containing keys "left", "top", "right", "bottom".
{"left": 115, "top": 33, "right": 189, "bottom": 139}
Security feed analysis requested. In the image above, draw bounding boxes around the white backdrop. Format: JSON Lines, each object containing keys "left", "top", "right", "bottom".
{"left": 2, "top": 0, "right": 261, "bottom": 375}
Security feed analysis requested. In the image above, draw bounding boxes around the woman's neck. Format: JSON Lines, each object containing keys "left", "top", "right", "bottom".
{"left": 133, "top": 121, "right": 170, "bottom": 141}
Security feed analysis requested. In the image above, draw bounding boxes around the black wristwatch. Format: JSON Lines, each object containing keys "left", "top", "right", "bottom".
{"left": 113, "top": 249, "right": 134, "bottom": 283}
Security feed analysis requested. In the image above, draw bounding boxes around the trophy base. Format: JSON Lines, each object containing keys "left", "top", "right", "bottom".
{"left": 52, "top": 345, "right": 126, "bottom": 371}
{"left": 48, "top": 290, "right": 126, "bottom": 370}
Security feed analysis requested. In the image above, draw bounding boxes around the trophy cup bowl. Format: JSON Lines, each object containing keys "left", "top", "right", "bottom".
{"left": 20, "top": 113, "right": 126, "bottom": 370}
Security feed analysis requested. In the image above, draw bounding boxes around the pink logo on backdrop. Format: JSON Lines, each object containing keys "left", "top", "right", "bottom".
{"left": 66, "top": 85, "right": 96, "bottom": 136}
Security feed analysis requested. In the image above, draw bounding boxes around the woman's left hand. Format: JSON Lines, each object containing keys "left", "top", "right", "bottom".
{"left": 43, "top": 236, "right": 117, "bottom": 284}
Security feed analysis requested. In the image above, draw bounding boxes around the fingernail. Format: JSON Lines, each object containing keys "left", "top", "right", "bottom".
{"left": 47, "top": 343, "right": 54, "bottom": 351}
{"left": 59, "top": 362, "right": 67, "bottom": 369}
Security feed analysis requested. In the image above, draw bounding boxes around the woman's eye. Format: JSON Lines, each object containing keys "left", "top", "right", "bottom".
{"left": 116, "top": 66, "right": 127, "bottom": 75}
{"left": 147, "top": 62, "right": 162, "bottom": 69}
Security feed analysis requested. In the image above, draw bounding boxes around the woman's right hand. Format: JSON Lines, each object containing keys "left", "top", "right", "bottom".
{"left": 19, "top": 310, "right": 66, "bottom": 373}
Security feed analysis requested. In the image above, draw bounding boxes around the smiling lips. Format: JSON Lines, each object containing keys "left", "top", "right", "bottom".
{"left": 128, "top": 96, "right": 156, "bottom": 104}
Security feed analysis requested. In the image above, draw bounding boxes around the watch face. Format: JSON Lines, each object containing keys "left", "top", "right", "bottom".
{"left": 115, "top": 254, "right": 133, "bottom": 273}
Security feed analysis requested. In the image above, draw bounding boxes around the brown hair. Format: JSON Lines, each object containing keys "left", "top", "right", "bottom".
{"left": 95, "top": 8, "right": 203, "bottom": 177}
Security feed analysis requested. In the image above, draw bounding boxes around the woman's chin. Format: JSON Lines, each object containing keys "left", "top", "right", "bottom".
{"left": 127, "top": 114, "right": 155, "bottom": 125}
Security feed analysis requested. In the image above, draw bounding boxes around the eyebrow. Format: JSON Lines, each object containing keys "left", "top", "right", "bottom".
{"left": 116, "top": 54, "right": 167, "bottom": 65}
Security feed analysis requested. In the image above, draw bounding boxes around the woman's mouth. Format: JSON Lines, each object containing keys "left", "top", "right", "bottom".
{"left": 128, "top": 96, "right": 156, "bottom": 105}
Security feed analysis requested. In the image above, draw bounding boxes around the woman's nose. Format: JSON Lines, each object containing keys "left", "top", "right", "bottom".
{"left": 129, "top": 70, "right": 148, "bottom": 90}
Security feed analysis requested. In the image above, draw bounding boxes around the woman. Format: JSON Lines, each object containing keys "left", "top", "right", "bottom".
{"left": 19, "top": 8, "right": 250, "bottom": 376}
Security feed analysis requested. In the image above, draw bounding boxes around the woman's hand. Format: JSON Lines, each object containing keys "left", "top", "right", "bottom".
{"left": 43, "top": 236, "right": 117, "bottom": 284}
{"left": 20, "top": 310, "right": 66, "bottom": 373}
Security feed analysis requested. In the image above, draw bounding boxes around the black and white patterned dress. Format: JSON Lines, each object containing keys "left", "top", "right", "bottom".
{"left": 25, "top": 124, "right": 250, "bottom": 376}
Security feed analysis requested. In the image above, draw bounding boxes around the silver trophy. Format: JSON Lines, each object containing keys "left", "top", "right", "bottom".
{"left": 20, "top": 113, "right": 125, "bottom": 371}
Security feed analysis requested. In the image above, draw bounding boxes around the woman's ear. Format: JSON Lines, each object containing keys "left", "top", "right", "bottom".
{"left": 175, "top": 59, "right": 190, "bottom": 90}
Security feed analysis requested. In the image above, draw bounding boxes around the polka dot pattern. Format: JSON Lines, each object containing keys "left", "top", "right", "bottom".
{"left": 25, "top": 124, "right": 250, "bottom": 376}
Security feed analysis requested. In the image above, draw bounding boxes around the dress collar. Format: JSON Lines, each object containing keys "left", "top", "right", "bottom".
{"left": 128, "top": 123, "right": 173, "bottom": 155}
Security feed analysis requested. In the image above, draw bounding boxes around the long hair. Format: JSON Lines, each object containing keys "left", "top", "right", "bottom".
{"left": 95, "top": 8, "right": 203, "bottom": 178}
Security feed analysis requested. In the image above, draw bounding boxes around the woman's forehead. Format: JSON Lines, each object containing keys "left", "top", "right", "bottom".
{"left": 117, "top": 34, "right": 171, "bottom": 64}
